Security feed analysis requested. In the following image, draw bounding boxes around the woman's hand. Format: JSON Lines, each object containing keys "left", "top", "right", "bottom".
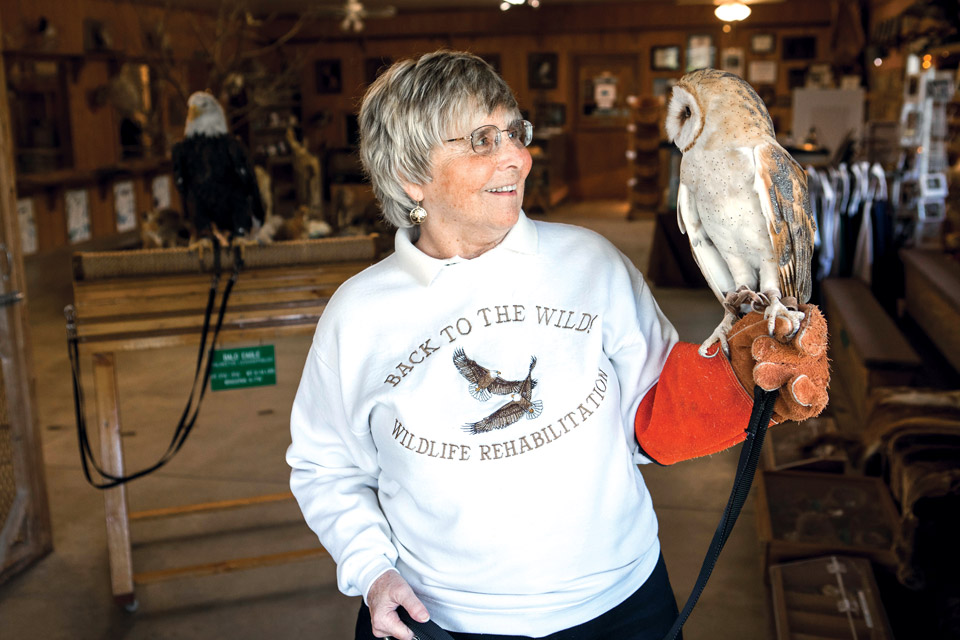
{"left": 367, "top": 570, "right": 431, "bottom": 640}
{"left": 727, "top": 303, "right": 830, "bottom": 423}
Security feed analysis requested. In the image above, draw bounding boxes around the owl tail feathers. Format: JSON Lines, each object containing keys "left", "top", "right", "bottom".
{"left": 525, "top": 400, "right": 543, "bottom": 420}
{"left": 469, "top": 385, "right": 492, "bottom": 402}
{"left": 635, "top": 342, "right": 756, "bottom": 465}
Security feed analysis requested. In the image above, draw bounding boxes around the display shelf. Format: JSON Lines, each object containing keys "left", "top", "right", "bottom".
{"left": 769, "top": 555, "right": 895, "bottom": 639}
{"left": 755, "top": 470, "right": 900, "bottom": 580}
{"left": 625, "top": 96, "right": 661, "bottom": 219}
{"left": 523, "top": 131, "right": 568, "bottom": 214}
{"left": 248, "top": 86, "right": 302, "bottom": 217}
{"left": 15, "top": 158, "right": 172, "bottom": 192}
{"left": 763, "top": 415, "right": 847, "bottom": 473}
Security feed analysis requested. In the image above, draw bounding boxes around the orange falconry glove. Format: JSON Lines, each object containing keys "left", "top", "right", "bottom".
{"left": 635, "top": 304, "right": 830, "bottom": 465}
{"left": 727, "top": 303, "right": 830, "bottom": 423}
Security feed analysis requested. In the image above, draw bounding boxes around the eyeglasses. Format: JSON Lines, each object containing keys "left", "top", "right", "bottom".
{"left": 444, "top": 119, "right": 534, "bottom": 156}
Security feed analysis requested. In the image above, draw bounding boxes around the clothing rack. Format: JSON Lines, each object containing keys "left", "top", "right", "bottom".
{"left": 805, "top": 161, "right": 901, "bottom": 313}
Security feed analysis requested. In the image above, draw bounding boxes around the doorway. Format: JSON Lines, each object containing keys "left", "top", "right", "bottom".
{"left": 571, "top": 54, "right": 639, "bottom": 200}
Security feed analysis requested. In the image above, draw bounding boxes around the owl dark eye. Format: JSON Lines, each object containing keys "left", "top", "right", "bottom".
{"left": 681, "top": 105, "right": 692, "bottom": 122}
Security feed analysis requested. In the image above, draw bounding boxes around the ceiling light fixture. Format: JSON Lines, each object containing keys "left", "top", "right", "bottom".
{"left": 715, "top": 2, "right": 751, "bottom": 22}
{"left": 500, "top": 0, "right": 539, "bottom": 10}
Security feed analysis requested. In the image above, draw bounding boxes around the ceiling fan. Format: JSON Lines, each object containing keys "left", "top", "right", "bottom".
{"left": 314, "top": 0, "right": 397, "bottom": 33}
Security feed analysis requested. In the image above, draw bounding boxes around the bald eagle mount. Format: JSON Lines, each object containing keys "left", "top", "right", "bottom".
{"left": 390, "top": 387, "right": 776, "bottom": 640}
{"left": 67, "top": 243, "right": 246, "bottom": 489}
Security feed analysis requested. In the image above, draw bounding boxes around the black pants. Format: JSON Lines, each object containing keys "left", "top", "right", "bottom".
{"left": 355, "top": 552, "right": 682, "bottom": 640}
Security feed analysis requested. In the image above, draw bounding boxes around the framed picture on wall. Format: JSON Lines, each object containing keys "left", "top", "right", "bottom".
{"left": 750, "top": 33, "right": 776, "bottom": 54}
{"left": 755, "top": 85, "right": 776, "bottom": 107}
{"left": 652, "top": 77, "right": 677, "bottom": 98}
{"left": 534, "top": 102, "right": 566, "bottom": 129}
{"left": 650, "top": 46, "right": 681, "bottom": 71}
{"left": 364, "top": 57, "right": 392, "bottom": 85}
{"left": 782, "top": 36, "right": 817, "bottom": 61}
{"left": 788, "top": 67, "right": 808, "bottom": 89}
{"left": 314, "top": 59, "right": 342, "bottom": 94}
{"left": 477, "top": 53, "right": 502, "bottom": 75}
{"left": 748, "top": 60, "right": 777, "bottom": 84}
{"left": 686, "top": 34, "right": 714, "bottom": 72}
{"left": 720, "top": 47, "right": 745, "bottom": 77}
{"left": 576, "top": 54, "right": 637, "bottom": 128}
{"left": 528, "top": 53, "right": 559, "bottom": 90}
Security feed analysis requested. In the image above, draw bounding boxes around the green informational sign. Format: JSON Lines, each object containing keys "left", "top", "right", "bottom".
{"left": 210, "top": 345, "right": 277, "bottom": 391}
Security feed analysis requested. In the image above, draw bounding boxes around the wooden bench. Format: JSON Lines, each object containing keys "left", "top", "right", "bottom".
{"left": 901, "top": 248, "right": 960, "bottom": 374}
{"left": 822, "top": 278, "right": 922, "bottom": 428}
{"left": 68, "top": 236, "right": 377, "bottom": 608}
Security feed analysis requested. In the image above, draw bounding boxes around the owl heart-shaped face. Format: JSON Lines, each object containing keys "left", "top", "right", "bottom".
{"left": 665, "top": 85, "right": 703, "bottom": 153}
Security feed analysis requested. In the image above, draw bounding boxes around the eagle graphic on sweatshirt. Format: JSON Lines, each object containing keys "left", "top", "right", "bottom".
{"left": 463, "top": 357, "right": 543, "bottom": 435}
{"left": 452, "top": 348, "right": 533, "bottom": 401}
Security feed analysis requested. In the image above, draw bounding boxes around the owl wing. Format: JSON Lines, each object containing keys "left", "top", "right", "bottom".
{"left": 677, "top": 181, "right": 736, "bottom": 303}
{"left": 752, "top": 142, "right": 816, "bottom": 303}
{"left": 452, "top": 348, "right": 488, "bottom": 384}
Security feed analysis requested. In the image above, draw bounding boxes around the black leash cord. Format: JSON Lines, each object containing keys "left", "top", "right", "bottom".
{"left": 68, "top": 246, "right": 244, "bottom": 489}
{"left": 661, "top": 385, "right": 776, "bottom": 640}
{"left": 397, "top": 607, "right": 455, "bottom": 640}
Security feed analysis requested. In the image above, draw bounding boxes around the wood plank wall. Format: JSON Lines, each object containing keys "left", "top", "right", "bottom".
{"left": 3, "top": 0, "right": 841, "bottom": 250}
{"left": 281, "top": 1, "right": 834, "bottom": 199}
{"left": 1, "top": 0, "right": 216, "bottom": 254}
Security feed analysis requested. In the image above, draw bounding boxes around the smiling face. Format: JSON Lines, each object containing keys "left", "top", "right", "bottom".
{"left": 406, "top": 108, "right": 532, "bottom": 259}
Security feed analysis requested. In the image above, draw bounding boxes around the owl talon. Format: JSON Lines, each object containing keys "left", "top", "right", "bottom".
{"left": 764, "top": 298, "right": 804, "bottom": 337}
{"left": 700, "top": 313, "right": 736, "bottom": 358}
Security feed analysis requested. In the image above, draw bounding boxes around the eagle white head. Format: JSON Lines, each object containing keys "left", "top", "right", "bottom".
{"left": 184, "top": 91, "right": 228, "bottom": 137}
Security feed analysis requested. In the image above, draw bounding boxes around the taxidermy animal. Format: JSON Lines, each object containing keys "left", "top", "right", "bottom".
{"left": 254, "top": 165, "right": 273, "bottom": 222}
{"left": 172, "top": 91, "right": 265, "bottom": 253}
{"left": 666, "top": 69, "right": 815, "bottom": 355}
{"left": 255, "top": 206, "right": 332, "bottom": 244}
{"left": 286, "top": 127, "right": 323, "bottom": 212}
{"left": 140, "top": 207, "right": 191, "bottom": 249}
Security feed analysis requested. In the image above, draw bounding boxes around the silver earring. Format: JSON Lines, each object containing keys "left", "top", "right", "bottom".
{"left": 409, "top": 201, "right": 427, "bottom": 225}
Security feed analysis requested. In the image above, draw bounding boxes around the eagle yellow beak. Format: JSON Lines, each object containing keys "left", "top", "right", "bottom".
{"left": 187, "top": 104, "right": 200, "bottom": 122}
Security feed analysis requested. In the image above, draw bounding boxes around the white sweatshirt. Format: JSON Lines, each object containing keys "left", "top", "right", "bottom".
{"left": 287, "top": 212, "right": 679, "bottom": 635}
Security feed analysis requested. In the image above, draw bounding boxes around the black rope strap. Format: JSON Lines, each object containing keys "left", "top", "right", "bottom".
{"left": 661, "top": 386, "right": 776, "bottom": 640}
{"left": 68, "top": 245, "right": 244, "bottom": 489}
{"left": 397, "top": 607, "right": 455, "bottom": 640}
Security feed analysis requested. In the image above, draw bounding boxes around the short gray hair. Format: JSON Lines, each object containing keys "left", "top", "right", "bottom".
{"left": 359, "top": 50, "right": 520, "bottom": 228}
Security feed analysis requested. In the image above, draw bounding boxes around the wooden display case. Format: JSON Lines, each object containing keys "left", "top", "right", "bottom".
{"left": 763, "top": 416, "right": 847, "bottom": 473}
{"left": 755, "top": 470, "right": 900, "bottom": 579}
{"left": 5, "top": 55, "right": 74, "bottom": 174}
{"left": 822, "top": 278, "right": 921, "bottom": 426}
{"left": 523, "top": 131, "right": 568, "bottom": 214}
{"left": 769, "top": 555, "right": 894, "bottom": 639}
{"left": 625, "top": 96, "right": 661, "bottom": 219}
{"left": 901, "top": 249, "right": 960, "bottom": 375}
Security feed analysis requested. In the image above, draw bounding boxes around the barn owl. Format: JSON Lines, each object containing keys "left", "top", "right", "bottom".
{"left": 666, "top": 69, "right": 815, "bottom": 356}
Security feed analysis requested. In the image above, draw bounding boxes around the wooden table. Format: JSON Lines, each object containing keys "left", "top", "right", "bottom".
{"left": 822, "top": 278, "right": 921, "bottom": 427}
{"left": 67, "top": 236, "right": 377, "bottom": 608}
{"left": 901, "top": 248, "right": 960, "bottom": 374}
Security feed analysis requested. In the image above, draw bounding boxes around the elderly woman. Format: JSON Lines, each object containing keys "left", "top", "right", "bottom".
{"left": 288, "top": 51, "right": 828, "bottom": 640}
